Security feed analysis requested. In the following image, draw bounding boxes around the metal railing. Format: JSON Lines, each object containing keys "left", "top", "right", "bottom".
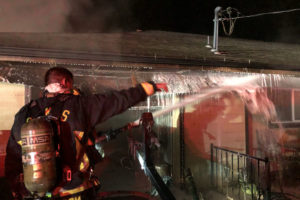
{"left": 210, "top": 144, "right": 271, "bottom": 200}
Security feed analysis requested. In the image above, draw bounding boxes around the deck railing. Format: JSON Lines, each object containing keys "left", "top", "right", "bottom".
{"left": 210, "top": 144, "right": 271, "bottom": 200}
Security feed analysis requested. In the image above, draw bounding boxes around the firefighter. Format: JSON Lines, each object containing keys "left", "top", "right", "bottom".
{"left": 5, "top": 67, "right": 161, "bottom": 200}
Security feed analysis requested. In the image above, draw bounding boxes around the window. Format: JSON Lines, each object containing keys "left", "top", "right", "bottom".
{"left": 268, "top": 88, "right": 300, "bottom": 127}
{"left": 293, "top": 90, "right": 300, "bottom": 120}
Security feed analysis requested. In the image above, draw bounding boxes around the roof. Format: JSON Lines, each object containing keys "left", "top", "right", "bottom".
{"left": 1, "top": 31, "right": 300, "bottom": 93}
{"left": 0, "top": 31, "right": 299, "bottom": 71}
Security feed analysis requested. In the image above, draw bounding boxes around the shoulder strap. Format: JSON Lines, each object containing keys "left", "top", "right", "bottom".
{"left": 28, "top": 100, "right": 44, "bottom": 118}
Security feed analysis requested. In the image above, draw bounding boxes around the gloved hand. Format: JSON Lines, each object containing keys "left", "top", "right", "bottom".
{"left": 141, "top": 82, "right": 168, "bottom": 96}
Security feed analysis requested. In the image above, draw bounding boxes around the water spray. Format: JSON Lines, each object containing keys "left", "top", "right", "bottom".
{"left": 140, "top": 74, "right": 276, "bottom": 124}
{"left": 97, "top": 74, "right": 276, "bottom": 142}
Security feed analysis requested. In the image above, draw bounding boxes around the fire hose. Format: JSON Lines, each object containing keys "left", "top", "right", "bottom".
{"left": 95, "top": 112, "right": 176, "bottom": 200}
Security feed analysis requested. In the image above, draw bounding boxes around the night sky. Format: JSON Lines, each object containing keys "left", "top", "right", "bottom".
{"left": 0, "top": 0, "right": 299, "bottom": 43}
{"left": 66, "top": 0, "right": 300, "bottom": 43}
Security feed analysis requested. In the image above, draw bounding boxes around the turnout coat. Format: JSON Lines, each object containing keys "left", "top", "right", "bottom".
{"left": 5, "top": 84, "right": 148, "bottom": 198}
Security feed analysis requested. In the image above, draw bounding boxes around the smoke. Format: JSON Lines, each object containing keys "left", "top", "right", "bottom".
{"left": 0, "top": 0, "right": 71, "bottom": 32}
{"left": 66, "top": 0, "right": 136, "bottom": 32}
{"left": 0, "top": 0, "right": 137, "bottom": 32}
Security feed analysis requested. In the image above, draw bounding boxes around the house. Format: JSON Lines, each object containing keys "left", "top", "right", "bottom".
{"left": 0, "top": 31, "right": 299, "bottom": 199}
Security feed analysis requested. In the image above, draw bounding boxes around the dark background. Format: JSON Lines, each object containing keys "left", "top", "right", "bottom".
{"left": 0, "top": 0, "right": 298, "bottom": 43}
{"left": 66, "top": 0, "right": 300, "bottom": 43}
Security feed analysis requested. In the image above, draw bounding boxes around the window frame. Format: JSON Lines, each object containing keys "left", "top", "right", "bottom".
{"left": 269, "top": 88, "right": 300, "bottom": 128}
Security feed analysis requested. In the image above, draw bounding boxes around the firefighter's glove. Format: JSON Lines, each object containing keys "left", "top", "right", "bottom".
{"left": 141, "top": 82, "right": 168, "bottom": 96}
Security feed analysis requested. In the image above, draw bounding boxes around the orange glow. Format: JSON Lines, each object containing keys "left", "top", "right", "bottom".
{"left": 184, "top": 97, "right": 226, "bottom": 160}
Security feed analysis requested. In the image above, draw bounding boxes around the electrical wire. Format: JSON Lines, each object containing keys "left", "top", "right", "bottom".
{"left": 220, "top": 8, "right": 300, "bottom": 21}
{"left": 219, "top": 7, "right": 241, "bottom": 36}
{"left": 218, "top": 7, "right": 300, "bottom": 36}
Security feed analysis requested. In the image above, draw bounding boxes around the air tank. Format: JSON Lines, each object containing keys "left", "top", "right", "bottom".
{"left": 21, "top": 117, "right": 57, "bottom": 197}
